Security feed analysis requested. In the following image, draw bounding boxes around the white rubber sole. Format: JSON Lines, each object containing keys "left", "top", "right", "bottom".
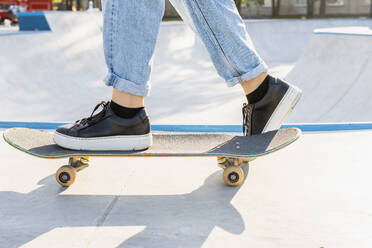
{"left": 53, "top": 132, "right": 153, "bottom": 151}
{"left": 263, "top": 83, "right": 302, "bottom": 133}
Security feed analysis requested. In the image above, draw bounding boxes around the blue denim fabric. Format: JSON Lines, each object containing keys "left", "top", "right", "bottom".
{"left": 103, "top": 0, "right": 268, "bottom": 96}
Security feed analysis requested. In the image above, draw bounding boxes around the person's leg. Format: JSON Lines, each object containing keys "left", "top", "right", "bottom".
{"left": 103, "top": 0, "right": 165, "bottom": 101}
{"left": 54, "top": 0, "right": 165, "bottom": 151}
{"left": 169, "top": 0, "right": 267, "bottom": 90}
{"left": 169, "top": 0, "right": 302, "bottom": 135}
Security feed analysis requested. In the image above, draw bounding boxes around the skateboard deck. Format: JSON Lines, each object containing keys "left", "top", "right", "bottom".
{"left": 3, "top": 127, "right": 301, "bottom": 187}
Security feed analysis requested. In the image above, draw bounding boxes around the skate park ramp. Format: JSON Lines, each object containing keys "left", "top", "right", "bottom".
{"left": 244, "top": 18, "right": 372, "bottom": 64}
{"left": 2, "top": 13, "right": 372, "bottom": 248}
{"left": 285, "top": 26, "right": 372, "bottom": 123}
{"left": 0, "top": 12, "right": 372, "bottom": 124}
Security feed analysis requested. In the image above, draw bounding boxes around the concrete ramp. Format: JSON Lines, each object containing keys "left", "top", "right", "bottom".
{"left": 244, "top": 19, "right": 372, "bottom": 66}
{"left": 2, "top": 14, "right": 372, "bottom": 248}
{"left": 1, "top": 13, "right": 372, "bottom": 124}
{"left": 286, "top": 27, "right": 372, "bottom": 123}
{"left": 44, "top": 10, "right": 102, "bottom": 33}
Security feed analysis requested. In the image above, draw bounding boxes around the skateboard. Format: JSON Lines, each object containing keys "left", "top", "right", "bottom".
{"left": 3, "top": 127, "right": 301, "bottom": 187}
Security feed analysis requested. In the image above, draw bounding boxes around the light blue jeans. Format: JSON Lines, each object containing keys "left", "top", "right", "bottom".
{"left": 102, "top": 0, "right": 268, "bottom": 96}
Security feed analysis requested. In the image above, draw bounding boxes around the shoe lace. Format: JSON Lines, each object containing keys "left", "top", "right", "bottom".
{"left": 75, "top": 101, "right": 109, "bottom": 126}
{"left": 242, "top": 103, "right": 254, "bottom": 136}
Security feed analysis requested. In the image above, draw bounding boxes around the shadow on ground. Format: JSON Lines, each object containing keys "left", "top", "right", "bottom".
{"left": 0, "top": 165, "right": 249, "bottom": 247}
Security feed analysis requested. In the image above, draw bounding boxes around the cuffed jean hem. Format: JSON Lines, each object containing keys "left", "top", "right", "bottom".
{"left": 104, "top": 73, "right": 150, "bottom": 97}
{"left": 226, "top": 62, "right": 269, "bottom": 87}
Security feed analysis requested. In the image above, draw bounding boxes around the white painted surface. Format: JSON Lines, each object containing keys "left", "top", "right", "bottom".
{"left": 286, "top": 28, "right": 372, "bottom": 122}
{"left": 2, "top": 13, "right": 372, "bottom": 248}
{"left": 1, "top": 130, "right": 372, "bottom": 247}
{"left": 1, "top": 13, "right": 372, "bottom": 124}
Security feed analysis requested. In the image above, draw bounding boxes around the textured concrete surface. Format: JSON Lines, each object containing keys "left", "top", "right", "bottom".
{"left": 244, "top": 19, "right": 372, "bottom": 65}
{"left": 286, "top": 27, "right": 372, "bottom": 123}
{"left": 1, "top": 130, "right": 372, "bottom": 247}
{"left": 1, "top": 13, "right": 372, "bottom": 124}
{"left": 1, "top": 13, "right": 372, "bottom": 247}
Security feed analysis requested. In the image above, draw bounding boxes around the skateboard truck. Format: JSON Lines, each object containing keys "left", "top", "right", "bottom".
{"left": 55, "top": 156, "right": 250, "bottom": 187}
{"left": 56, "top": 157, "right": 90, "bottom": 187}
{"left": 217, "top": 156, "right": 254, "bottom": 186}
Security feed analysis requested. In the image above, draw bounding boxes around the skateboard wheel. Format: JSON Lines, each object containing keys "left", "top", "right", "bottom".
{"left": 56, "top": 165, "right": 76, "bottom": 187}
{"left": 223, "top": 166, "right": 244, "bottom": 187}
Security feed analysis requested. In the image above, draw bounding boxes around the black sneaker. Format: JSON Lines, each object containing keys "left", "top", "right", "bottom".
{"left": 242, "top": 76, "right": 302, "bottom": 135}
{"left": 54, "top": 101, "right": 152, "bottom": 151}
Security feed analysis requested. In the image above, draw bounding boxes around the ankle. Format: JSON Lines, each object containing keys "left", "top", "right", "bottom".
{"left": 112, "top": 88, "right": 144, "bottom": 108}
{"left": 110, "top": 101, "right": 144, "bottom": 119}
{"left": 240, "top": 72, "right": 268, "bottom": 95}
{"left": 246, "top": 75, "right": 270, "bottom": 104}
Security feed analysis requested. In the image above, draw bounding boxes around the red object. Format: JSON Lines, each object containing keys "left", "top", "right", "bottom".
{"left": 0, "top": 1, "right": 14, "bottom": 20}
{"left": 23, "top": 0, "right": 53, "bottom": 11}
{"left": 0, "top": 0, "right": 52, "bottom": 21}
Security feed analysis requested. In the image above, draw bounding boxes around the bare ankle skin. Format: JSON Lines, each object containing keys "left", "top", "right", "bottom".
{"left": 240, "top": 72, "right": 268, "bottom": 95}
{"left": 111, "top": 73, "right": 267, "bottom": 107}
{"left": 112, "top": 88, "right": 144, "bottom": 108}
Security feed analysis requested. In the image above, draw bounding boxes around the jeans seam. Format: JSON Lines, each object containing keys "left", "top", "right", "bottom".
{"left": 191, "top": 0, "right": 242, "bottom": 76}
{"left": 108, "top": 0, "right": 116, "bottom": 71}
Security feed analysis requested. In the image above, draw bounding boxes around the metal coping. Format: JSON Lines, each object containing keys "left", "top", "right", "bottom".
{"left": 314, "top": 27, "right": 372, "bottom": 37}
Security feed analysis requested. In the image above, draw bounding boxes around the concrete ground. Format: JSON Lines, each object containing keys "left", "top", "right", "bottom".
{"left": 1, "top": 129, "right": 372, "bottom": 248}
{"left": 1, "top": 13, "right": 372, "bottom": 248}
